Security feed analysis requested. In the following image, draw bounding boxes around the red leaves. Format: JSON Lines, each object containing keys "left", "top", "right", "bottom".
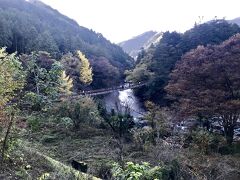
{"left": 166, "top": 33, "right": 240, "bottom": 117}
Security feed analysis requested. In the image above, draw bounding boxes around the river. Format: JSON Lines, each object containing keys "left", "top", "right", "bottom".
{"left": 103, "top": 89, "right": 145, "bottom": 121}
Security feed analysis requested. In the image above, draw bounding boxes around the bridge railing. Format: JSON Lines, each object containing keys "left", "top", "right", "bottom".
{"left": 78, "top": 81, "right": 147, "bottom": 95}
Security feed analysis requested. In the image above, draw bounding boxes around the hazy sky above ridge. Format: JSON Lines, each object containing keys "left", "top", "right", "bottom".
{"left": 41, "top": 0, "right": 240, "bottom": 43}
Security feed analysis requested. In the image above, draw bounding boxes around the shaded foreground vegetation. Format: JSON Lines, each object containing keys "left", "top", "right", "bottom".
{"left": 1, "top": 108, "right": 240, "bottom": 179}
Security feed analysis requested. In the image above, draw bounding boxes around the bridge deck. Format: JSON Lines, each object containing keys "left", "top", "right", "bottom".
{"left": 71, "top": 82, "right": 146, "bottom": 97}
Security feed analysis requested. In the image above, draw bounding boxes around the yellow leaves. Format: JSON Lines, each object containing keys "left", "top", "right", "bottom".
{"left": 59, "top": 71, "right": 73, "bottom": 95}
{"left": 0, "top": 47, "right": 7, "bottom": 58}
{"left": 77, "top": 50, "right": 93, "bottom": 85}
{"left": 144, "top": 101, "right": 155, "bottom": 110}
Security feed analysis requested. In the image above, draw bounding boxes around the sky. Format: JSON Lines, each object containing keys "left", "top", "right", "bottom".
{"left": 41, "top": 0, "right": 240, "bottom": 43}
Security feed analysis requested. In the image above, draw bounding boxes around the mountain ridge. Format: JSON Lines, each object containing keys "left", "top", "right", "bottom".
{"left": 118, "top": 31, "right": 162, "bottom": 59}
{"left": 229, "top": 17, "right": 240, "bottom": 26}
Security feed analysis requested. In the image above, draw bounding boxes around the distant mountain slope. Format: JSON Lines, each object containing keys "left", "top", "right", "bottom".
{"left": 118, "top": 31, "right": 162, "bottom": 59}
{"left": 229, "top": 17, "right": 240, "bottom": 26}
{"left": 0, "top": 0, "right": 133, "bottom": 87}
{"left": 143, "top": 32, "right": 163, "bottom": 49}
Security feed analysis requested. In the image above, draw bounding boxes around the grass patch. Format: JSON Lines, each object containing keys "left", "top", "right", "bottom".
{"left": 13, "top": 114, "right": 240, "bottom": 179}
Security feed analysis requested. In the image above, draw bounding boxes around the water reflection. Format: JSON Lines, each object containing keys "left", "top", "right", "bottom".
{"left": 118, "top": 89, "right": 145, "bottom": 119}
{"left": 103, "top": 89, "right": 145, "bottom": 121}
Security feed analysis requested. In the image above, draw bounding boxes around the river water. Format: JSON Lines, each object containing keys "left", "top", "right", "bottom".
{"left": 103, "top": 89, "right": 145, "bottom": 121}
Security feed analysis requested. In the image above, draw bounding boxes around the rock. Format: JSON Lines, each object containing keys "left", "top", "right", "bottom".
{"left": 71, "top": 160, "right": 88, "bottom": 173}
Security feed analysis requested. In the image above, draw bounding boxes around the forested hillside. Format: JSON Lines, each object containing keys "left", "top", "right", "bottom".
{"left": 126, "top": 19, "right": 240, "bottom": 105}
{"left": 0, "top": 0, "right": 133, "bottom": 88}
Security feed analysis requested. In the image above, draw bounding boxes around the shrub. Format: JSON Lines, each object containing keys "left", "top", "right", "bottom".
{"left": 24, "top": 92, "right": 45, "bottom": 112}
{"left": 103, "top": 107, "right": 135, "bottom": 139}
{"left": 191, "top": 130, "right": 222, "bottom": 154}
{"left": 41, "top": 134, "right": 58, "bottom": 144}
{"left": 130, "top": 127, "right": 155, "bottom": 151}
{"left": 55, "top": 96, "right": 100, "bottom": 129}
{"left": 27, "top": 115, "right": 42, "bottom": 131}
{"left": 58, "top": 117, "right": 73, "bottom": 129}
{"left": 219, "top": 142, "right": 240, "bottom": 155}
{"left": 112, "top": 162, "right": 165, "bottom": 180}
{"left": 97, "top": 163, "right": 113, "bottom": 179}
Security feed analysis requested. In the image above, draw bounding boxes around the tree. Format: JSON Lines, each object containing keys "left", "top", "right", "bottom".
{"left": 21, "top": 52, "right": 63, "bottom": 111}
{"left": 77, "top": 50, "right": 93, "bottom": 85}
{"left": 144, "top": 101, "right": 169, "bottom": 144}
{"left": 56, "top": 96, "right": 99, "bottom": 129}
{"left": 166, "top": 34, "right": 240, "bottom": 145}
{"left": 125, "top": 63, "right": 154, "bottom": 83}
{"left": 99, "top": 104, "right": 134, "bottom": 163}
{"left": 59, "top": 71, "right": 73, "bottom": 95}
{"left": 0, "top": 48, "right": 25, "bottom": 107}
{"left": 91, "top": 57, "right": 121, "bottom": 88}
{"left": 60, "top": 53, "right": 81, "bottom": 91}
{"left": 34, "top": 31, "right": 59, "bottom": 57}
{"left": 0, "top": 48, "right": 25, "bottom": 162}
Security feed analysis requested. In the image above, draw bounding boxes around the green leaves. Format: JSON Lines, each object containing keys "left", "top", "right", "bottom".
{"left": 55, "top": 96, "right": 99, "bottom": 129}
{"left": 112, "top": 162, "right": 163, "bottom": 180}
{"left": 22, "top": 52, "right": 63, "bottom": 111}
{"left": 0, "top": 48, "right": 25, "bottom": 107}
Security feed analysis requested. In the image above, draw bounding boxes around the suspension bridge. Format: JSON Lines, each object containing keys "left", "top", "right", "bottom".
{"left": 19, "top": 82, "right": 148, "bottom": 110}
{"left": 60, "top": 82, "right": 148, "bottom": 117}
{"left": 70, "top": 82, "right": 147, "bottom": 97}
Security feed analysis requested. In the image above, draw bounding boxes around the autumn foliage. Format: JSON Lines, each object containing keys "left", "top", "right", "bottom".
{"left": 166, "top": 34, "right": 240, "bottom": 144}
{"left": 77, "top": 51, "right": 93, "bottom": 85}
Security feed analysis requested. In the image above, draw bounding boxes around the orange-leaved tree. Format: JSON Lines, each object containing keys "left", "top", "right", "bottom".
{"left": 166, "top": 34, "right": 240, "bottom": 145}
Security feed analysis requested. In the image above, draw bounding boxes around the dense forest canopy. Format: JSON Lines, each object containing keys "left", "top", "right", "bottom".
{"left": 0, "top": 0, "right": 133, "bottom": 88}
{"left": 166, "top": 34, "right": 240, "bottom": 144}
{"left": 127, "top": 19, "right": 240, "bottom": 105}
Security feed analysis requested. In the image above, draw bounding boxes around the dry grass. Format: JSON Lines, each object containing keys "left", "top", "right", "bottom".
{"left": 4, "top": 115, "right": 240, "bottom": 180}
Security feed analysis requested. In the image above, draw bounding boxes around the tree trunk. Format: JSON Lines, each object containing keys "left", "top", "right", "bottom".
{"left": 1, "top": 114, "right": 14, "bottom": 164}
{"left": 117, "top": 138, "right": 124, "bottom": 167}
{"left": 224, "top": 125, "right": 234, "bottom": 145}
{"left": 73, "top": 121, "right": 80, "bottom": 129}
{"left": 222, "top": 114, "right": 238, "bottom": 145}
